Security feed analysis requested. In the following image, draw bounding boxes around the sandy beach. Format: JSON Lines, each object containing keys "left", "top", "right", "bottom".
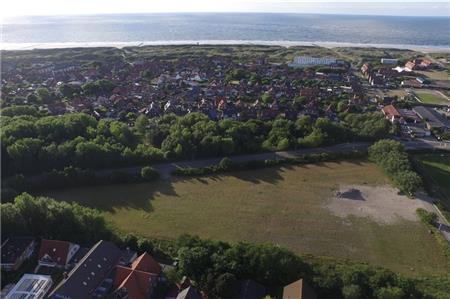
{"left": 2, "top": 40, "right": 450, "bottom": 53}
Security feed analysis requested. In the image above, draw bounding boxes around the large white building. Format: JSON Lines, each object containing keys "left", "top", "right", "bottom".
{"left": 4, "top": 274, "right": 53, "bottom": 299}
{"left": 289, "top": 56, "right": 337, "bottom": 67}
{"left": 381, "top": 58, "right": 398, "bottom": 65}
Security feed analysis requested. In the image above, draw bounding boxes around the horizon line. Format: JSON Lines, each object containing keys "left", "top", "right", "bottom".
{"left": 4, "top": 11, "right": 450, "bottom": 19}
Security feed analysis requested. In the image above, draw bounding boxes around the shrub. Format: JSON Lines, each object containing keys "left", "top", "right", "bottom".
{"left": 141, "top": 166, "right": 160, "bottom": 181}
{"left": 416, "top": 208, "right": 438, "bottom": 226}
{"left": 218, "top": 157, "right": 233, "bottom": 170}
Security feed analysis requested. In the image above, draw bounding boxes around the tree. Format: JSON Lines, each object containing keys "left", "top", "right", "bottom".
{"left": 7, "top": 138, "right": 43, "bottom": 173}
{"left": 342, "top": 284, "right": 363, "bottom": 299}
{"left": 109, "top": 121, "right": 135, "bottom": 146}
{"left": 1, "top": 105, "right": 38, "bottom": 117}
{"left": 368, "top": 140, "right": 422, "bottom": 195}
{"left": 135, "top": 114, "right": 149, "bottom": 136}
{"left": 277, "top": 138, "right": 290, "bottom": 151}
{"left": 59, "top": 83, "right": 81, "bottom": 98}
{"left": 394, "top": 171, "right": 422, "bottom": 196}
{"left": 298, "top": 128, "right": 326, "bottom": 148}
{"left": 36, "top": 87, "right": 51, "bottom": 102}
{"left": 368, "top": 140, "right": 404, "bottom": 163}
{"left": 375, "top": 287, "right": 405, "bottom": 299}
{"left": 261, "top": 93, "right": 272, "bottom": 104}
{"left": 1, "top": 193, "right": 112, "bottom": 243}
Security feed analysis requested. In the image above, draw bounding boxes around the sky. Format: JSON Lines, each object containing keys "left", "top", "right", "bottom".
{"left": 1, "top": 0, "right": 450, "bottom": 18}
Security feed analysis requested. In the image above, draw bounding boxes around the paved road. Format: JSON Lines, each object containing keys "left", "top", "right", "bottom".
{"left": 94, "top": 138, "right": 450, "bottom": 179}
{"left": 97, "top": 142, "right": 371, "bottom": 179}
{"left": 433, "top": 204, "right": 450, "bottom": 244}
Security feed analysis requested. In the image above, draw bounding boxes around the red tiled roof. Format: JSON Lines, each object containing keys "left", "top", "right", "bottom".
{"left": 131, "top": 252, "right": 162, "bottom": 274}
{"left": 114, "top": 266, "right": 157, "bottom": 299}
{"left": 382, "top": 105, "right": 401, "bottom": 118}
{"left": 113, "top": 253, "right": 162, "bottom": 299}
{"left": 38, "top": 239, "right": 71, "bottom": 265}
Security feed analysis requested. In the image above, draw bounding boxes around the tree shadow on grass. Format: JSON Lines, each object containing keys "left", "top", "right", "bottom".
{"left": 173, "top": 165, "right": 286, "bottom": 185}
{"left": 43, "top": 179, "right": 179, "bottom": 214}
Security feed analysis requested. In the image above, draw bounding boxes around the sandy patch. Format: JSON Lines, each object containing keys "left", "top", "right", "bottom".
{"left": 325, "top": 185, "right": 435, "bottom": 224}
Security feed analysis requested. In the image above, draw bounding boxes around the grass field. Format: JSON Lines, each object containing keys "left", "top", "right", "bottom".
{"left": 415, "top": 90, "right": 449, "bottom": 105}
{"left": 416, "top": 70, "right": 450, "bottom": 81}
{"left": 415, "top": 153, "right": 450, "bottom": 207}
{"left": 43, "top": 160, "right": 450, "bottom": 277}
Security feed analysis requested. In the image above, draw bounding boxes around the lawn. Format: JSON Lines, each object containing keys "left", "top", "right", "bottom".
{"left": 416, "top": 70, "right": 450, "bottom": 81}
{"left": 414, "top": 153, "right": 450, "bottom": 208}
{"left": 415, "top": 90, "right": 449, "bottom": 105}
{"left": 43, "top": 160, "right": 450, "bottom": 277}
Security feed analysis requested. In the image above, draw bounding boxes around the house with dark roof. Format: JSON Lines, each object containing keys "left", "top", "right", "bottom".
{"left": 413, "top": 106, "right": 450, "bottom": 131}
{"left": 1, "top": 237, "right": 36, "bottom": 271}
{"left": 38, "top": 239, "right": 80, "bottom": 269}
{"left": 48, "top": 240, "right": 122, "bottom": 299}
{"left": 226, "top": 279, "right": 266, "bottom": 299}
{"left": 176, "top": 286, "right": 203, "bottom": 299}
{"left": 112, "top": 252, "right": 162, "bottom": 299}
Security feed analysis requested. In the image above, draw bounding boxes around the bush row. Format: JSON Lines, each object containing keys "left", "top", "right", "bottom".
{"left": 172, "top": 150, "right": 368, "bottom": 177}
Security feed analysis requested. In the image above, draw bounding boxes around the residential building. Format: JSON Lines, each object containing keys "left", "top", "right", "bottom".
{"left": 1, "top": 237, "right": 36, "bottom": 271}
{"left": 38, "top": 239, "right": 80, "bottom": 268}
{"left": 416, "top": 77, "right": 427, "bottom": 84}
{"left": 398, "top": 108, "right": 421, "bottom": 123}
{"left": 289, "top": 56, "right": 337, "bottom": 67}
{"left": 361, "top": 63, "right": 370, "bottom": 76}
{"left": 48, "top": 240, "right": 123, "bottom": 299}
{"left": 413, "top": 106, "right": 450, "bottom": 131}
{"left": 3, "top": 274, "right": 52, "bottom": 299}
{"left": 282, "top": 279, "right": 317, "bottom": 299}
{"left": 382, "top": 105, "right": 402, "bottom": 123}
{"left": 404, "top": 124, "right": 431, "bottom": 138}
{"left": 401, "top": 79, "right": 423, "bottom": 88}
{"left": 112, "top": 252, "right": 162, "bottom": 299}
{"left": 381, "top": 58, "right": 398, "bottom": 65}
{"left": 226, "top": 279, "right": 266, "bottom": 299}
{"left": 405, "top": 61, "right": 417, "bottom": 71}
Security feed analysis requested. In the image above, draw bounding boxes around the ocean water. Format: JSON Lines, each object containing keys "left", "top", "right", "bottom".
{"left": 1, "top": 13, "right": 450, "bottom": 49}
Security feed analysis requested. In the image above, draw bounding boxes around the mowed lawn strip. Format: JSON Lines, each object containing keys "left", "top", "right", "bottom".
{"left": 415, "top": 153, "right": 450, "bottom": 206}
{"left": 44, "top": 160, "right": 450, "bottom": 276}
{"left": 416, "top": 90, "right": 449, "bottom": 105}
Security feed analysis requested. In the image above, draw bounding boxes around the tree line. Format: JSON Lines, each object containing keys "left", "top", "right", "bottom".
{"left": 1, "top": 106, "right": 390, "bottom": 177}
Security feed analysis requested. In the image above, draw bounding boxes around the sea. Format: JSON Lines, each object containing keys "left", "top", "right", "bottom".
{"left": 1, "top": 13, "right": 450, "bottom": 50}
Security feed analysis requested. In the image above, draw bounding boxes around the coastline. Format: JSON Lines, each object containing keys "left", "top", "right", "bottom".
{"left": 2, "top": 40, "right": 450, "bottom": 53}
